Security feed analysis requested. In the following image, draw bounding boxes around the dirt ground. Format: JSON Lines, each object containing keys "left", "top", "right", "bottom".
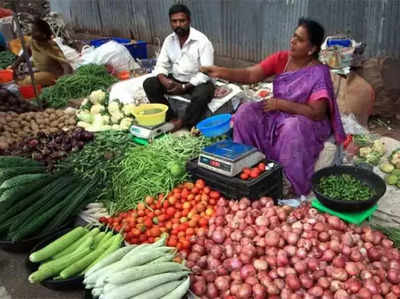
{"left": 368, "top": 115, "right": 400, "bottom": 141}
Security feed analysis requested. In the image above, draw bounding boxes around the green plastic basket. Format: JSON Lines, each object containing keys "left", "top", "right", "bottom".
{"left": 311, "top": 198, "right": 377, "bottom": 225}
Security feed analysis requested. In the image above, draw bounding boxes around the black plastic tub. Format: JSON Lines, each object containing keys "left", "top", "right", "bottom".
{"left": 25, "top": 228, "right": 85, "bottom": 291}
{"left": 0, "top": 219, "right": 74, "bottom": 253}
{"left": 186, "top": 158, "right": 282, "bottom": 202}
{"left": 312, "top": 165, "right": 386, "bottom": 212}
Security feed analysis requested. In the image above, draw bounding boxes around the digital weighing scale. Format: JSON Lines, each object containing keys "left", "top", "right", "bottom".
{"left": 198, "top": 140, "right": 265, "bottom": 177}
{"left": 129, "top": 122, "right": 174, "bottom": 144}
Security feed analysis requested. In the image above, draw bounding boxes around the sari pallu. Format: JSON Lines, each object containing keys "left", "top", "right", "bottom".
{"left": 233, "top": 64, "right": 345, "bottom": 196}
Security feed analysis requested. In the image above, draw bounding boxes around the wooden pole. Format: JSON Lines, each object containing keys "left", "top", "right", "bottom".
{"left": 12, "top": 14, "right": 41, "bottom": 105}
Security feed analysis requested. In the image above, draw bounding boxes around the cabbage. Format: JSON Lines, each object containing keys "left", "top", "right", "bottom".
{"left": 102, "top": 115, "right": 110, "bottom": 125}
{"left": 77, "top": 111, "right": 94, "bottom": 124}
{"left": 77, "top": 121, "right": 90, "bottom": 129}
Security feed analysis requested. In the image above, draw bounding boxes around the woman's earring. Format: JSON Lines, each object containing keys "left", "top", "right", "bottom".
{"left": 308, "top": 51, "right": 313, "bottom": 56}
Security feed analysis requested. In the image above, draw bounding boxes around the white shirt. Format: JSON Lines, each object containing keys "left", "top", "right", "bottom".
{"left": 153, "top": 27, "right": 214, "bottom": 86}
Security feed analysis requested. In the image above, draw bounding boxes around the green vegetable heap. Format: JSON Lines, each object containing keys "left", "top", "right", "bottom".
{"left": 318, "top": 174, "right": 376, "bottom": 201}
{"left": 0, "top": 51, "right": 16, "bottom": 69}
{"left": 111, "top": 134, "right": 223, "bottom": 213}
{"left": 38, "top": 64, "right": 118, "bottom": 108}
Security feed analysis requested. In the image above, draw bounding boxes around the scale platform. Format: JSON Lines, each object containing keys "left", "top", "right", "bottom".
{"left": 198, "top": 140, "right": 265, "bottom": 177}
{"left": 130, "top": 122, "right": 174, "bottom": 141}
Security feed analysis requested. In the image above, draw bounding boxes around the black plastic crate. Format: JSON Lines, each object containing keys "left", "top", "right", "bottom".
{"left": 186, "top": 158, "right": 283, "bottom": 202}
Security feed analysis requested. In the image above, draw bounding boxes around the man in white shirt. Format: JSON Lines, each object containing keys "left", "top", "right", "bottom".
{"left": 143, "top": 4, "right": 215, "bottom": 131}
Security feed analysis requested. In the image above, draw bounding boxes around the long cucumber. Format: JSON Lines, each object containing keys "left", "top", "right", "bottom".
{"left": 0, "top": 156, "right": 42, "bottom": 168}
{"left": 11, "top": 197, "right": 70, "bottom": 241}
{"left": 0, "top": 175, "right": 66, "bottom": 224}
{"left": 134, "top": 280, "right": 182, "bottom": 299}
{"left": 29, "top": 226, "right": 88, "bottom": 263}
{"left": 84, "top": 246, "right": 134, "bottom": 277}
{"left": 0, "top": 166, "right": 45, "bottom": 185}
{"left": 29, "top": 247, "right": 91, "bottom": 283}
{"left": 41, "top": 180, "right": 96, "bottom": 234}
{"left": 0, "top": 173, "right": 48, "bottom": 191}
{"left": 60, "top": 233, "right": 119, "bottom": 279}
{"left": 106, "top": 262, "right": 188, "bottom": 285}
{"left": 101, "top": 271, "right": 189, "bottom": 299}
{"left": 8, "top": 176, "right": 75, "bottom": 233}
{"left": 160, "top": 276, "right": 190, "bottom": 299}
{"left": 52, "top": 227, "right": 98, "bottom": 259}
{"left": 85, "top": 233, "right": 123, "bottom": 272}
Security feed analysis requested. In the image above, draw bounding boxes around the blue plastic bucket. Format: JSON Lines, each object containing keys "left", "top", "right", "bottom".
{"left": 90, "top": 38, "right": 147, "bottom": 59}
{"left": 196, "top": 114, "right": 232, "bottom": 137}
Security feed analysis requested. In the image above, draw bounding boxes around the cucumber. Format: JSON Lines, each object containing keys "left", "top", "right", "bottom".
{"left": 0, "top": 174, "right": 55, "bottom": 213}
{"left": 7, "top": 176, "right": 76, "bottom": 235}
{"left": 29, "top": 226, "right": 88, "bottom": 262}
{"left": 41, "top": 179, "right": 96, "bottom": 234}
{"left": 0, "top": 167, "right": 45, "bottom": 186}
{"left": 0, "top": 173, "right": 48, "bottom": 191}
{"left": 0, "top": 156, "right": 42, "bottom": 168}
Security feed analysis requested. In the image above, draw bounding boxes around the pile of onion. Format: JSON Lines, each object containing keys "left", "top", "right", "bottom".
{"left": 187, "top": 196, "right": 400, "bottom": 299}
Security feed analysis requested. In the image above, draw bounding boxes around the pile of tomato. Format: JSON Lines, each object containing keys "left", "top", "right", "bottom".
{"left": 99, "top": 179, "right": 219, "bottom": 256}
{"left": 239, "top": 162, "right": 266, "bottom": 180}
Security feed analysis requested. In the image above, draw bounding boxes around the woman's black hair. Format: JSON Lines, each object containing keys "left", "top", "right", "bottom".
{"left": 298, "top": 17, "right": 325, "bottom": 57}
{"left": 169, "top": 4, "right": 191, "bottom": 20}
{"left": 32, "top": 18, "right": 53, "bottom": 39}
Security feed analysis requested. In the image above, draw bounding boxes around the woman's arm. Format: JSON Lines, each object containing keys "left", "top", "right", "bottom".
{"left": 264, "top": 98, "right": 328, "bottom": 121}
{"left": 200, "top": 64, "right": 266, "bottom": 84}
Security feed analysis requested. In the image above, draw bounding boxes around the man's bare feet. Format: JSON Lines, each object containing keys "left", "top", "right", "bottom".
{"left": 170, "top": 119, "right": 184, "bottom": 132}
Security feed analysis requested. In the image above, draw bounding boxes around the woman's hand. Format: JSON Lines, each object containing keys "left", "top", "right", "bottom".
{"left": 200, "top": 66, "right": 221, "bottom": 78}
{"left": 263, "top": 98, "right": 280, "bottom": 112}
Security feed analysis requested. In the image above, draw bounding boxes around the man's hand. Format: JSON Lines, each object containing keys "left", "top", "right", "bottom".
{"left": 263, "top": 98, "right": 280, "bottom": 112}
{"left": 167, "top": 82, "right": 186, "bottom": 95}
{"left": 200, "top": 66, "right": 220, "bottom": 78}
{"left": 158, "top": 74, "right": 175, "bottom": 90}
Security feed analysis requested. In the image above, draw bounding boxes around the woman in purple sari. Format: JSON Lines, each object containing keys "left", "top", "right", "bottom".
{"left": 201, "top": 18, "right": 345, "bottom": 196}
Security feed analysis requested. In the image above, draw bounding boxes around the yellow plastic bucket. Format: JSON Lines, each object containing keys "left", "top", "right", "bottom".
{"left": 132, "top": 103, "right": 169, "bottom": 126}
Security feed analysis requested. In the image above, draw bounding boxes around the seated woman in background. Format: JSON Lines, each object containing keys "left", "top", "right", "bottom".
{"left": 10, "top": 18, "right": 72, "bottom": 87}
{"left": 201, "top": 18, "right": 345, "bottom": 196}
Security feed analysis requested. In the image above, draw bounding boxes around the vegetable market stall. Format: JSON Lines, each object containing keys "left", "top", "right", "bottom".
{"left": 1, "top": 61, "right": 400, "bottom": 298}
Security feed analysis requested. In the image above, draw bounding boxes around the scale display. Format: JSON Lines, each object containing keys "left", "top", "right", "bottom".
{"left": 198, "top": 140, "right": 265, "bottom": 177}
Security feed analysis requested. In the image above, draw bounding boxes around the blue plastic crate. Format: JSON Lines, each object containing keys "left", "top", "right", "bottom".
{"left": 90, "top": 38, "right": 147, "bottom": 59}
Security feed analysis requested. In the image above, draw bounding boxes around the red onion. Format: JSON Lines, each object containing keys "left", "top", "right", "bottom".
{"left": 318, "top": 277, "right": 330, "bottom": 289}
{"left": 243, "top": 226, "right": 256, "bottom": 238}
{"left": 332, "top": 256, "right": 345, "bottom": 268}
{"left": 345, "top": 262, "right": 360, "bottom": 276}
{"left": 331, "top": 267, "right": 348, "bottom": 281}
{"left": 387, "top": 269, "right": 400, "bottom": 284}
{"left": 245, "top": 276, "right": 259, "bottom": 286}
{"left": 286, "top": 274, "right": 301, "bottom": 291}
{"left": 240, "top": 264, "right": 256, "bottom": 280}
{"left": 265, "top": 231, "right": 280, "bottom": 247}
{"left": 207, "top": 256, "right": 221, "bottom": 269}
{"left": 239, "top": 197, "right": 251, "bottom": 210}
{"left": 319, "top": 231, "right": 330, "bottom": 242}
{"left": 202, "top": 270, "right": 217, "bottom": 282}
{"left": 239, "top": 253, "right": 252, "bottom": 265}
{"left": 254, "top": 259, "right": 268, "bottom": 271}
{"left": 287, "top": 232, "right": 300, "bottom": 245}
{"left": 212, "top": 230, "right": 226, "bottom": 244}
{"left": 252, "top": 283, "right": 267, "bottom": 299}
{"left": 345, "top": 277, "right": 362, "bottom": 293}
{"left": 308, "top": 286, "right": 324, "bottom": 297}
{"left": 299, "top": 273, "right": 313, "bottom": 289}
{"left": 215, "top": 276, "right": 230, "bottom": 292}
{"left": 255, "top": 215, "right": 269, "bottom": 226}
{"left": 206, "top": 282, "right": 219, "bottom": 298}
{"left": 237, "top": 283, "right": 252, "bottom": 298}
{"left": 256, "top": 226, "right": 268, "bottom": 237}
{"left": 322, "top": 249, "right": 336, "bottom": 262}
{"left": 294, "top": 261, "right": 308, "bottom": 274}
{"left": 216, "top": 207, "right": 226, "bottom": 217}
{"left": 334, "top": 289, "right": 349, "bottom": 298}
{"left": 368, "top": 246, "right": 383, "bottom": 261}
{"left": 191, "top": 244, "right": 205, "bottom": 255}
{"left": 192, "top": 280, "right": 206, "bottom": 296}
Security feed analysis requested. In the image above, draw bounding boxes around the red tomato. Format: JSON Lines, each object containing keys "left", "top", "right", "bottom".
{"left": 166, "top": 207, "right": 176, "bottom": 217}
{"left": 258, "top": 162, "right": 266, "bottom": 172}
{"left": 209, "top": 191, "right": 220, "bottom": 199}
{"left": 243, "top": 168, "right": 251, "bottom": 175}
{"left": 240, "top": 172, "right": 249, "bottom": 180}
{"left": 250, "top": 168, "right": 260, "bottom": 178}
{"left": 144, "top": 196, "right": 154, "bottom": 205}
{"left": 195, "top": 179, "right": 206, "bottom": 189}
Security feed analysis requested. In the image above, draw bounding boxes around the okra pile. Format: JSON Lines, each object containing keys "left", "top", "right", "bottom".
{"left": 318, "top": 174, "right": 376, "bottom": 201}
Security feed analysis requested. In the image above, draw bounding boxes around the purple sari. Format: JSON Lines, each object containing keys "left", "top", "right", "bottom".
{"left": 233, "top": 64, "right": 345, "bottom": 195}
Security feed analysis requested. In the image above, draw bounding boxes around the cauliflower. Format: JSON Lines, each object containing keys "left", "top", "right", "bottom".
{"left": 119, "top": 117, "right": 133, "bottom": 130}
{"left": 111, "top": 112, "right": 124, "bottom": 124}
{"left": 122, "top": 104, "right": 135, "bottom": 116}
{"left": 372, "top": 139, "right": 386, "bottom": 155}
{"left": 77, "top": 111, "right": 94, "bottom": 124}
{"left": 89, "top": 90, "right": 106, "bottom": 104}
{"left": 92, "top": 114, "right": 106, "bottom": 127}
{"left": 102, "top": 115, "right": 110, "bottom": 125}
{"left": 81, "top": 98, "right": 89, "bottom": 106}
{"left": 108, "top": 102, "right": 121, "bottom": 114}
{"left": 111, "top": 124, "right": 121, "bottom": 130}
{"left": 90, "top": 104, "right": 105, "bottom": 114}
{"left": 359, "top": 147, "right": 372, "bottom": 158}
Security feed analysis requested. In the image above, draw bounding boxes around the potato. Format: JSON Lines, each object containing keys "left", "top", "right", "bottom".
{"left": 9, "top": 121, "right": 19, "bottom": 129}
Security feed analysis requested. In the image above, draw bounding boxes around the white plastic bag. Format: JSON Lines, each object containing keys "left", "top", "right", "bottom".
{"left": 109, "top": 74, "right": 152, "bottom": 105}
{"left": 341, "top": 113, "right": 369, "bottom": 135}
{"left": 54, "top": 37, "right": 81, "bottom": 70}
{"left": 79, "top": 41, "right": 140, "bottom": 72}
